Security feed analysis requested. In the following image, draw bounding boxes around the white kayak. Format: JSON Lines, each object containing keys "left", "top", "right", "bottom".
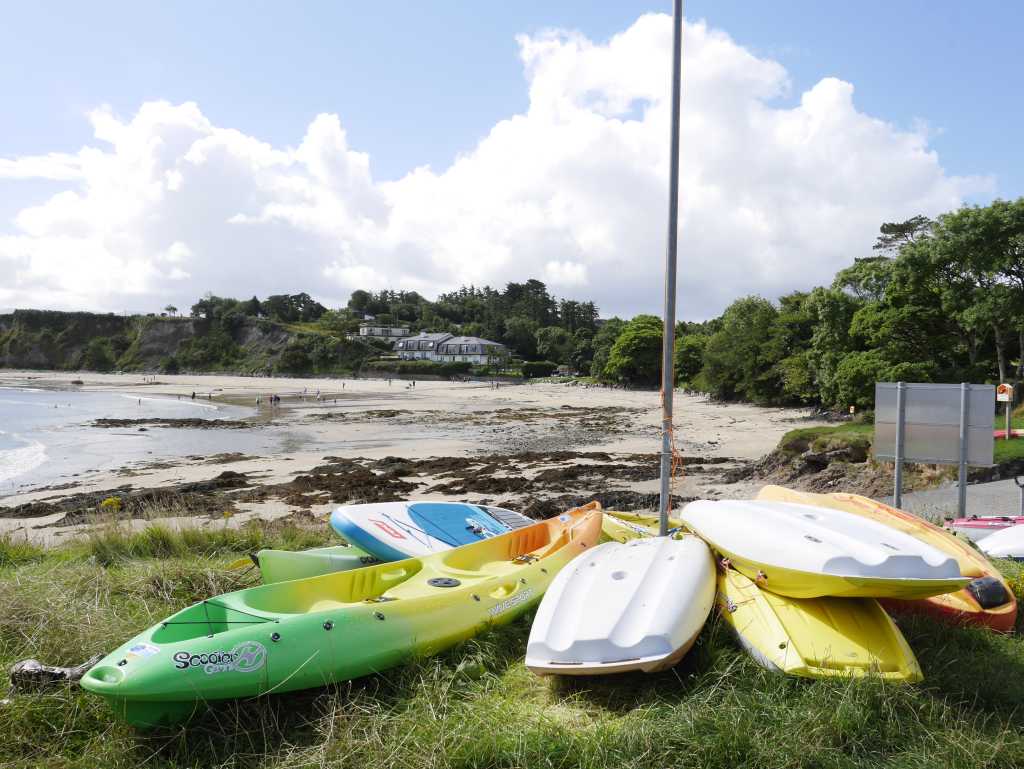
{"left": 526, "top": 535, "right": 715, "bottom": 675}
{"left": 329, "top": 501, "right": 533, "bottom": 560}
{"left": 978, "top": 524, "right": 1024, "bottom": 559}
{"left": 679, "top": 499, "right": 968, "bottom": 599}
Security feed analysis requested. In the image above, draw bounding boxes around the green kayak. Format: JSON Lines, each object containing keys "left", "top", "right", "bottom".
{"left": 255, "top": 544, "right": 380, "bottom": 583}
{"left": 80, "top": 503, "right": 603, "bottom": 727}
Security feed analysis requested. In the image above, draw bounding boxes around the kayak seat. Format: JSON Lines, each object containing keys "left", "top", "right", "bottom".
{"left": 238, "top": 561, "right": 423, "bottom": 614}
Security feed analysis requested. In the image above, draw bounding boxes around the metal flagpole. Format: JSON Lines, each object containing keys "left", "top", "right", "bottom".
{"left": 659, "top": 0, "right": 684, "bottom": 536}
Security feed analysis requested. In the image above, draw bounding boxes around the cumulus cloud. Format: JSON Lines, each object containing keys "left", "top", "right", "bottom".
{"left": 0, "top": 14, "right": 992, "bottom": 318}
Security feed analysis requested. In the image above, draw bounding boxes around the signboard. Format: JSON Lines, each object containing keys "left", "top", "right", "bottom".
{"left": 874, "top": 382, "right": 994, "bottom": 467}
{"left": 997, "top": 383, "right": 1014, "bottom": 403}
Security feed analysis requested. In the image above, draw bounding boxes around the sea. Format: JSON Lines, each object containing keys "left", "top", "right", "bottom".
{"left": 0, "top": 387, "right": 269, "bottom": 499}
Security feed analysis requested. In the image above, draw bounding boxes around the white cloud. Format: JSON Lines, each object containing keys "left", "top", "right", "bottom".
{"left": 0, "top": 14, "right": 993, "bottom": 318}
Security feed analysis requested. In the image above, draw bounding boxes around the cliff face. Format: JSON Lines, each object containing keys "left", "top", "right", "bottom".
{"left": 0, "top": 310, "right": 375, "bottom": 374}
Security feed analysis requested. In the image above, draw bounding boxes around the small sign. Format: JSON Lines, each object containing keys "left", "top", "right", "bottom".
{"left": 849, "top": 406, "right": 856, "bottom": 414}
{"left": 998, "top": 383, "right": 1014, "bottom": 403}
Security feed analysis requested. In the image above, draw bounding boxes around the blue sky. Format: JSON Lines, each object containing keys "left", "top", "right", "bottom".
{"left": 3, "top": 1, "right": 1019, "bottom": 193}
{"left": 0, "top": 2, "right": 1020, "bottom": 316}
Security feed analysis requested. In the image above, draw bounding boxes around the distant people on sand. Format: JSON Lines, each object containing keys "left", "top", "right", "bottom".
{"left": 191, "top": 392, "right": 196, "bottom": 400}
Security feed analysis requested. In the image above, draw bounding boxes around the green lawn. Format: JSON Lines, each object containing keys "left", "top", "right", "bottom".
{"left": 2, "top": 524, "right": 1024, "bottom": 768}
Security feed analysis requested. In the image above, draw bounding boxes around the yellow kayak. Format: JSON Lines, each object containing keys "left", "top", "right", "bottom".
{"left": 756, "top": 485, "right": 1017, "bottom": 632}
{"left": 602, "top": 512, "right": 922, "bottom": 682}
{"left": 717, "top": 567, "right": 921, "bottom": 681}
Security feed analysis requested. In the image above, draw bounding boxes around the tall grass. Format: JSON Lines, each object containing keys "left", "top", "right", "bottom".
{"left": 2, "top": 536, "right": 1024, "bottom": 767}
{"left": 84, "top": 518, "right": 333, "bottom": 566}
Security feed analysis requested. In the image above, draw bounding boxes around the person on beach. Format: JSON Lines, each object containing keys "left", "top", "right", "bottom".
{"left": 191, "top": 391, "right": 196, "bottom": 399}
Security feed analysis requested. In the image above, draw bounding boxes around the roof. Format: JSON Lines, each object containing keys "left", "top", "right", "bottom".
{"left": 401, "top": 332, "right": 453, "bottom": 342}
{"left": 438, "top": 336, "right": 506, "bottom": 348}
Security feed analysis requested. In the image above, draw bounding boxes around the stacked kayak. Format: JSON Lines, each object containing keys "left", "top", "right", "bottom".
{"left": 979, "top": 525, "right": 1024, "bottom": 560}
{"left": 330, "top": 501, "right": 533, "bottom": 559}
{"left": 251, "top": 501, "right": 533, "bottom": 584}
{"left": 757, "top": 486, "right": 1017, "bottom": 632}
{"left": 527, "top": 535, "right": 715, "bottom": 675}
{"left": 944, "top": 515, "right": 1024, "bottom": 542}
{"left": 81, "top": 504, "right": 603, "bottom": 727}
{"left": 597, "top": 511, "right": 923, "bottom": 682}
{"left": 680, "top": 499, "right": 968, "bottom": 600}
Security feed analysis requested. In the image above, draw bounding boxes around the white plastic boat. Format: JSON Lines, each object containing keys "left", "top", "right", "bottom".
{"left": 678, "top": 499, "right": 967, "bottom": 599}
{"left": 978, "top": 524, "right": 1024, "bottom": 559}
{"left": 526, "top": 535, "right": 715, "bottom": 675}
{"left": 330, "top": 501, "right": 532, "bottom": 560}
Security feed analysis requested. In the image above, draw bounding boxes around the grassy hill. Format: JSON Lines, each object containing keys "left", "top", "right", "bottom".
{"left": 0, "top": 309, "right": 381, "bottom": 376}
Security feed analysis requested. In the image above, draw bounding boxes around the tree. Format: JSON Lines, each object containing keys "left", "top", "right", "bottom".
{"left": 82, "top": 338, "right": 115, "bottom": 371}
{"left": 503, "top": 316, "right": 541, "bottom": 359}
{"left": 698, "top": 297, "right": 779, "bottom": 402}
{"left": 535, "top": 327, "right": 574, "bottom": 364}
{"left": 674, "top": 334, "right": 706, "bottom": 386}
{"left": 590, "top": 318, "right": 627, "bottom": 378}
{"left": 873, "top": 215, "right": 933, "bottom": 255}
{"left": 603, "top": 315, "right": 663, "bottom": 386}
{"left": 164, "top": 304, "right": 178, "bottom": 317}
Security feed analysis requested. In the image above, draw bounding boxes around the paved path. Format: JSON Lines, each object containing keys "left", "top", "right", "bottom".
{"left": 890, "top": 477, "right": 1024, "bottom": 522}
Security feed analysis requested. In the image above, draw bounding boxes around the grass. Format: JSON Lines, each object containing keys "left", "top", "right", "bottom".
{"left": 780, "top": 416, "right": 1024, "bottom": 465}
{"left": 3, "top": 525, "right": 1024, "bottom": 767}
{"left": 778, "top": 422, "right": 874, "bottom": 456}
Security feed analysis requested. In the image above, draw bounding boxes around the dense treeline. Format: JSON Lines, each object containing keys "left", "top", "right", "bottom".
{"left": 673, "top": 198, "right": 1024, "bottom": 408}
{"left": 6, "top": 198, "right": 1021, "bottom": 387}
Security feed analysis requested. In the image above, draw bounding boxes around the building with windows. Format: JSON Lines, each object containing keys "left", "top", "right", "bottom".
{"left": 394, "top": 333, "right": 508, "bottom": 365}
{"left": 358, "top": 323, "right": 410, "bottom": 339}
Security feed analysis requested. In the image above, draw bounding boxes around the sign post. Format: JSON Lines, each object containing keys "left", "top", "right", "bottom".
{"left": 875, "top": 382, "right": 995, "bottom": 518}
{"left": 997, "top": 383, "right": 1013, "bottom": 441}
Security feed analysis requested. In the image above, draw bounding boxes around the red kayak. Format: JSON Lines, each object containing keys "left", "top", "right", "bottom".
{"left": 944, "top": 515, "right": 1024, "bottom": 542}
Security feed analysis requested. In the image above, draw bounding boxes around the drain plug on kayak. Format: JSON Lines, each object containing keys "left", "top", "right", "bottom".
{"left": 428, "top": 578, "right": 461, "bottom": 588}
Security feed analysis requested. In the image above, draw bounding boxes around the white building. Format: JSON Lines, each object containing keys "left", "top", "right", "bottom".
{"left": 394, "top": 333, "right": 508, "bottom": 364}
{"left": 359, "top": 323, "right": 410, "bottom": 339}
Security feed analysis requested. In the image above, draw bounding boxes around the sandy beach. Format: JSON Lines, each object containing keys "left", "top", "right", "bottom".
{"left": 0, "top": 370, "right": 828, "bottom": 543}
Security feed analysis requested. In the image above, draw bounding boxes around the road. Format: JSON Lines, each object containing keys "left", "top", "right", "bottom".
{"left": 891, "top": 477, "right": 1024, "bottom": 522}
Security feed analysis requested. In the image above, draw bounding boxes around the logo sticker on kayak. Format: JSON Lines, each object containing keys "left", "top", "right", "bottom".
{"left": 173, "top": 641, "right": 267, "bottom": 675}
{"left": 127, "top": 642, "right": 160, "bottom": 658}
{"left": 487, "top": 588, "right": 535, "bottom": 617}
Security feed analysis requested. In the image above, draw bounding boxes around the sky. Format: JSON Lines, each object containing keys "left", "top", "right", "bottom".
{"left": 1, "top": 1, "right": 1020, "bottom": 319}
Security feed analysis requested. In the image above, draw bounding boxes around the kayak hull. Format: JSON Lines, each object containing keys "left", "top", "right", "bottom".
{"left": 601, "top": 513, "right": 921, "bottom": 681}
{"left": 526, "top": 536, "right": 715, "bottom": 675}
{"left": 979, "top": 524, "right": 1024, "bottom": 560}
{"left": 81, "top": 504, "right": 603, "bottom": 727}
{"left": 329, "top": 501, "right": 532, "bottom": 560}
{"left": 716, "top": 568, "right": 922, "bottom": 682}
{"left": 680, "top": 499, "right": 968, "bottom": 600}
{"left": 757, "top": 486, "right": 1017, "bottom": 633}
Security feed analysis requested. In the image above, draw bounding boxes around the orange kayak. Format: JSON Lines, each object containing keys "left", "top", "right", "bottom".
{"left": 756, "top": 486, "right": 1017, "bottom": 633}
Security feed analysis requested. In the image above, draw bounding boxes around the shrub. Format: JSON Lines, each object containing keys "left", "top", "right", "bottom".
{"left": 521, "top": 360, "right": 558, "bottom": 378}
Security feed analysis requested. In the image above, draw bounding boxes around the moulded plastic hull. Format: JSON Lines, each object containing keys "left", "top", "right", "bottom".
{"left": 716, "top": 567, "right": 922, "bottom": 681}
{"left": 979, "top": 524, "right": 1024, "bottom": 560}
{"left": 329, "top": 501, "right": 532, "bottom": 560}
{"left": 81, "top": 504, "right": 603, "bottom": 727}
{"left": 757, "top": 486, "right": 1017, "bottom": 633}
{"left": 600, "top": 512, "right": 922, "bottom": 681}
{"left": 526, "top": 535, "right": 715, "bottom": 675}
{"left": 679, "top": 499, "right": 968, "bottom": 599}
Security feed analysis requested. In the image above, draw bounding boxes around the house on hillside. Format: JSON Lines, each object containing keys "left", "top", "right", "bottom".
{"left": 359, "top": 323, "right": 410, "bottom": 339}
{"left": 394, "top": 333, "right": 508, "bottom": 365}
{"left": 393, "top": 332, "right": 452, "bottom": 360}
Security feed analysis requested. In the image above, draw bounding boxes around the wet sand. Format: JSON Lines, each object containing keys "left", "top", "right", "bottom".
{"left": 0, "top": 370, "right": 828, "bottom": 544}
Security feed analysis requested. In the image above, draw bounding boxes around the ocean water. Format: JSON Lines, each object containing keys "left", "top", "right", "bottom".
{"left": 0, "top": 387, "right": 267, "bottom": 499}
